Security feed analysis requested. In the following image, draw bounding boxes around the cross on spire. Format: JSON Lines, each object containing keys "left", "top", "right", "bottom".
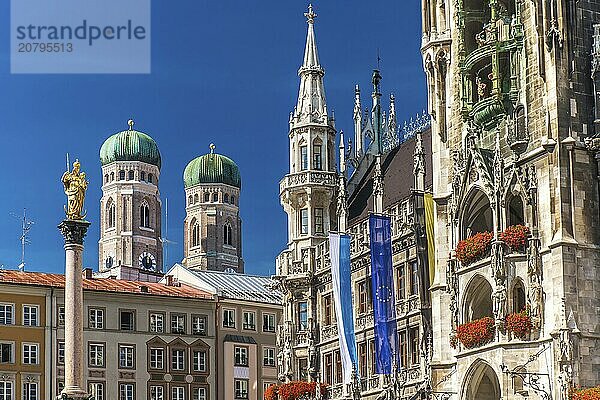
{"left": 209, "top": 143, "right": 215, "bottom": 154}
{"left": 305, "top": 4, "right": 317, "bottom": 24}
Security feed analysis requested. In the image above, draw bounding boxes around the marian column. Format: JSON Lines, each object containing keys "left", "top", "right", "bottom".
{"left": 58, "top": 159, "right": 90, "bottom": 399}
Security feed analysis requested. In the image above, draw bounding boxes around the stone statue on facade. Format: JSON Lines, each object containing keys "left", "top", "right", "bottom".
{"left": 282, "top": 335, "right": 292, "bottom": 379}
{"left": 493, "top": 277, "right": 507, "bottom": 321}
{"left": 61, "top": 159, "right": 88, "bottom": 220}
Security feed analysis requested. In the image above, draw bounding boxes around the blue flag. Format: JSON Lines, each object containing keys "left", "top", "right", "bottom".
{"left": 330, "top": 233, "right": 359, "bottom": 384}
{"left": 369, "top": 214, "right": 398, "bottom": 374}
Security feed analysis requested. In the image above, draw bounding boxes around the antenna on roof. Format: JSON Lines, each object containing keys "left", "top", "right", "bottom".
{"left": 11, "top": 208, "right": 34, "bottom": 271}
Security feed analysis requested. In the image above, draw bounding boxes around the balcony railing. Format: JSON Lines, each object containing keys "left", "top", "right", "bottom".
{"left": 279, "top": 171, "right": 337, "bottom": 194}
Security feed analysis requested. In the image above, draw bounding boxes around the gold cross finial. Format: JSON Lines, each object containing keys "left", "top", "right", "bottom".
{"left": 127, "top": 119, "right": 135, "bottom": 130}
{"left": 305, "top": 4, "right": 316, "bottom": 24}
{"left": 210, "top": 143, "right": 215, "bottom": 154}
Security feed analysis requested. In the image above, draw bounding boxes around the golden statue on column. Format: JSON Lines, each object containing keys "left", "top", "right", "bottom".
{"left": 62, "top": 159, "right": 88, "bottom": 220}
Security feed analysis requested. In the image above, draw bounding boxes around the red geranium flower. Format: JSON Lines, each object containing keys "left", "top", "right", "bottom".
{"left": 500, "top": 225, "right": 530, "bottom": 252}
{"left": 455, "top": 316, "right": 495, "bottom": 348}
{"left": 267, "top": 381, "right": 328, "bottom": 400}
{"left": 455, "top": 231, "right": 493, "bottom": 266}
{"left": 505, "top": 310, "right": 533, "bottom": 339}
{"left": 570, "top": 386, "right": 600, "bottom": 400}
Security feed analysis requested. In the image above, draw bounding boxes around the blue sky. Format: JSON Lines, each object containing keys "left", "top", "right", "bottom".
{"left": 0, "top": 1, "right": 426, "bottom": 276}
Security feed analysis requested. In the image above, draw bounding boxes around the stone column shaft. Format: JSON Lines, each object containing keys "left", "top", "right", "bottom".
{"left": 58, "top": 220, "right": 90, "bottom": 400}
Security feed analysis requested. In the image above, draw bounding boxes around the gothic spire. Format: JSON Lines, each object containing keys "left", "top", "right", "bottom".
{"left": 291, "top": 4, "right": 330, "bottom": 130}
{"left": 353, "top": 85, "right": 363, "bottom": 158}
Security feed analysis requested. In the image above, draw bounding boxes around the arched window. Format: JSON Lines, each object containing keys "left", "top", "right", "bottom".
{"left": 231, "top": 195, "right": 236, "bottom": 205}
{"left": 140, "top": 202, "right": 150, "bottom": 228}
{"left": 312, "top": 138, "right": 323, "bottom": 170}
{"left": 204, "top": 192, "right": 210, "bottom": 202}
{"left": 224, "top": 193, "right": 229, "bottom": 203}
{"left": 110, "top": 172, "right": 114, "bottom": 181}
{"left": 512, "top": 280, "right": 526, "bottom": 313}
{"left": 119, "top": 170, "right": 125, "bottom": 180}
{"left": 191, "top": 220, "right": 200, "bottom": 248}
{"left": 212, "top": 193, "right": 218, "bottom": 202}
{"left": 194, "top": 194, "right": 199, "bottom": 204}
{"left": 148, "top": 173, "right": 153, "bottom": 184}
{"left": 104, "top": 174, "right": 109, "bottom": 183}
{"left": 106, "top": 200, "right": 116, "bottom": 229}
{"left": 507, "top": 195, "right": 525, "bottom": 226}
{"left": 141, "top": 171, "right": 146, "bottom": 181}
{"left": 188, "top": 195, "right": 193, "bottom": 205}
{"left": 463, "top": 275, "right": 494, "bottom": 323}
{"left": 462, "top": 189, "right": 493, "bottom": 238}
{"left": 224, "top": 223, "right": 233, "bottom": 246}
{"left": 128, "top": 170, "right": 134, "bottom": 180}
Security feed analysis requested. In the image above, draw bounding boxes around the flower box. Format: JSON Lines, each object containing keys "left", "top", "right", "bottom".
{"left": 505, "top": 310, "right": 533, "bottom": 339}
{"left": 455, "top": 231, "right": 493, "bottom": 266}
{"left": 570, "top": 386, "right": 600, "bottom": 400}
{"left": 456, "top": 316, "right": 495, "bottom": 349}
{"left": 265, "top": 381, "right": 328, "bottom": 400}
{"left": 500, "top": 225, "right": 530, "bottom": 252}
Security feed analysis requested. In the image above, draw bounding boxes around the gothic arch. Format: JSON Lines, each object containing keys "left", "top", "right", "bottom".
{"left": 106, "top": 198, "right": 116, "bottom": 229}
{"left": 140, "top": 200, "right": 151, "bottom": 228}
{"left": 462, "top": 359, "right": 501, "bottom": 400}
{"left": 510, "top": 277, "right": 526, "bottom": 313}
{"left": 190, "top": 218, "right": 200, "bottom": 248}
{"left": 223, "top": 220, "right": 233, "bottom": 246}
{"left": 462, "top": 274, "right": 494, "bottom": 323}
{"left": 459, "top": 186, "right": 493, "bottom": 238}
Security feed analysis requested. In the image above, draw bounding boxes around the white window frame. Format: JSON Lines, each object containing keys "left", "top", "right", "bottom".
{"left": 192, "top": 350, "right": 206, "bottom": 372}
{"left": 150, "top": 385, "right": 164, "bottom": 400}
{"left": 22, "top": 305, "right": 38, "bottom": 327}
{"left": 192, "top": 315, "right": 206, "bottom": 335}
{"left": 0, "top": 380, "right": 14, "bottom": 400}
{"left": 22, "top": 382, "right": 37, "bottom": 400}
{"left": 22, "top": 343, "right": 38, "bottom": 365}
{"left": 119, "top": 383, "right": 134, "bottom": 400}
{"left": 234, "top": 346, "right": 248, "bottom": 367}
{"left": 0, "top": 303, "right": 14, "bottom": 325}
{"left": 263, "top": 347, "right": 275, "bottom": 367}
{"left": 149, "top": 313, "right": 164, "bottom": 333}
{"left": 172, "top": 386, "right": 185, "bottom": 400}
{"left": 89, "top": 308, "right": 104, "bottom": 330}
{"left": 89, "top": 343, "right": 105, "bottom": 367}
{"left": 89, "top": 382, "right": 104, "bottom": 400}
{"left": 223, "top": 309, "right": 235, "bottom": 329}
{"left": 149, "top": 348, "right": 164, "bottom": 370}
{"left": 0, "top": 341, "right": 14, "bottom": 364}
{"left": 262, "top": 313, "right": 276, "bottom": 333}
{"left": 118, "top": 345, "right": 134, "bottom": 369}
{"left": 171, "top": 314, "right": 186, "bottom": 334}
{"left": 242, "top": 311, "right": 255, "bottom": 331}
{"left": 172, "top": 349, "right": 185, "bottom": 371}
{"left": 57, "top": 341, "right": 65, "bottom": 365}
{"left": 193, "top": 387, "right": 207, "bottom": 400}
{"left": 234, "top": 379, "right": 249, "bottom": 400}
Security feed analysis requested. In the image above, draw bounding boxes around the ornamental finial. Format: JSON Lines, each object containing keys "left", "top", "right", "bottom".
{"left": 305, "top": 4, "right": 317, "bottom": 24}
{"left": 128, "top": 119, "right": 134, "bottom": 131}
{"left": 210, "top": 143, "right": 215, "bottom": 154}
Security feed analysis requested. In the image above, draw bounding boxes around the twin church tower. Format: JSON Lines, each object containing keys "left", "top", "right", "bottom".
{"left": 96, "top": 120, "right": 243, "bottom": 281}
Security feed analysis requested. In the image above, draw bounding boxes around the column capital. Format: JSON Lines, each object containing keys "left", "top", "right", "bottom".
{"left": 58, "top": 220, "right": 91, "bottom": 246}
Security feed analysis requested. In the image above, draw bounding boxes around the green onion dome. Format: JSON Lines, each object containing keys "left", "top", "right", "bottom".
{"left": 99, "top": 120, "right": 161, "bottom": 169}
{"left": 184, "top": 144, "right": 241, "bottom": 189}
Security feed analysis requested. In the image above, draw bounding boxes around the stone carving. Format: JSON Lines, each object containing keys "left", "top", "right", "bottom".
{"left": 446, "top": 260, "right": 459, "bottom": 329}
{"left": 58, "top": 220, "right": 91, "bottom": 246}
{"left": 493, "top": 277, "right": 507, "bottom": 322}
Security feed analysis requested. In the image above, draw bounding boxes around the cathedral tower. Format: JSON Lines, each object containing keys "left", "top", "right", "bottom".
{"left": 276, "top": 5, "right": 338, "bottom": 383}
{"left": 97, "top": 120, "right": 163, "bottom": 282}
{"left": 182, "top": 144, "right": 243, "bottom": 273}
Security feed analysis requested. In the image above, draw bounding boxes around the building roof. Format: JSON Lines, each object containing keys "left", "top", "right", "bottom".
{"left": 0, "top": 270, "right": 212, "bottom": 300}
{"left": 348, "top": 126, "right": 433, "bottom": 224}
{"left": 100, "top": 120, "right": 162, "bottom": 169}
{"left": 170, "top": 265, "right": 282, "bottom": 305}
{"left": 183, "top": 151, "right": 241, "bottom": 189}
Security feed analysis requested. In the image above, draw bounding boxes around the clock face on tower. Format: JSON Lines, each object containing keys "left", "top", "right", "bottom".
{"left": 138, "top": 252, "right": 156, "bottom": 270}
